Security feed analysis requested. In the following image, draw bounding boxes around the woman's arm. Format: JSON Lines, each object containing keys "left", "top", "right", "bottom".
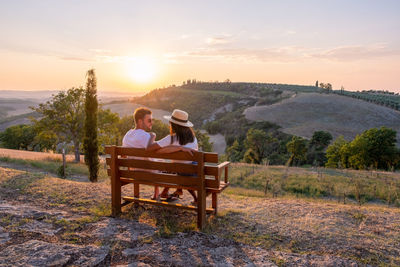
{"left": 156, "top": 145, "right": 194, "bottom": 155}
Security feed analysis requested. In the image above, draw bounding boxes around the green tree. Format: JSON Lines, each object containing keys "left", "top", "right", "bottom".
{"left": 326, "top": 136, "right": 348, "bottom": 168}
{"left": 226, "top": 139, "right": 244, "bottom": 162}
{"left": 31, "top": 87, "right": 85, "bottom": 162}
{"left": 243, "top": 129, "right": 267, "bottom": 164}
{"left": 243, "top": 147, "right": 259, "bottom": 164}
{"left": 286, "top": 136, "right": 308, "bottom": 166}
{"left": 195, "top": 130, "right": 213, "bottom": 152}
{"left": 98, "top": 108, "right": 120, "bottom": 151}
{"left": 310, "top": 131, "right": 332, "bottom": 151}
{"left": 307, "top": 131, "right": 332, "bottom": 166}
{"left": 347, "top": 127, "right": 398, "bottom": 170}
{"left": 152, "top": 119, "right": 170, "bottom": 139}
{"left": 33, "top": 130, "right": 58, "bottom": 152}
{"left": 0, "top": 124, "right": 35, "bottom": 150}
{"left": 83, "top": 69, "right": 99, "bottom": 182}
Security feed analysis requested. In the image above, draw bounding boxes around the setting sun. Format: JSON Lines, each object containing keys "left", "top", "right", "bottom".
{"left": 126, "top": 57, "right": 157, "bottom": 83}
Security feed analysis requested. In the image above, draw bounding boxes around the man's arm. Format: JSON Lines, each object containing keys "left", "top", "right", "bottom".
{"left": 146, "top": 132, "right": 160, "bottom": 151}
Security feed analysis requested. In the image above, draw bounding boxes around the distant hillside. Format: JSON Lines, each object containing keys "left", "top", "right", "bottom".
{"left": 245, "top": 93, "right": 400, "bottom": 143}
{"left": 133, "top": 82, "right": 292, "bottom": 127}
{"left": 334, "top": 89, "right": 400, "bottom": 111}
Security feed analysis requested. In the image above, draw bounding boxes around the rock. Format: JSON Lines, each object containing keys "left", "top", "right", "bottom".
{"left": 92, "top": 218, "right": 156, "bottom": 244}
{"left": 0, "top": 226, "right": 11, "bottom": 244}
{"left": 121, "top": 231, "right": 277, "bottom": 267}
{"left": 0, "top": 240, "right": 109, "bottom": 266}
{"left": 0, "top": 202, "right": 66, "bottom": 220}
{"left": 18, "top": 220, "right": 61, "bottom": 236}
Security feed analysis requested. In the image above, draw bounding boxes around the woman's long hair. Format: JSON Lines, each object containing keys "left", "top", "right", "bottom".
{"left": 170, "top": 122, "right": 195, "bottom": 145}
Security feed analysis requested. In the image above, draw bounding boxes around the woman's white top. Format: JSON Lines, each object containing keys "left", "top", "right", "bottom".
{"left": 157, "top": 135, "right": 198, "bottom": 150}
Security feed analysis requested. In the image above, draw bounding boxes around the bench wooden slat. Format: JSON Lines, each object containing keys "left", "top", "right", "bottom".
{"left": 119, "top": 170, "right": 199, "bottom": 188}
{"left": 105, "top": 146, "right": 218, "bottom": 163}
{"left": 204, "top": 153, "right": 218, "bottom": 163}
{"left": 118, "top": 158, "right": 197, "bottom": 174}
{"left": 107, "top": 169, "right": 220, "bottom": 188}
{"left": 120, "top": 177, "right": 196, "bottom": 190}
{"left": 122, "top": 196, "right": 215, "bottom": 214}
{"left": 206, "top": 182, "right": 230, "bottom": 193}
{"left": 106, "top": 158, "right": 219, "bottom": 177}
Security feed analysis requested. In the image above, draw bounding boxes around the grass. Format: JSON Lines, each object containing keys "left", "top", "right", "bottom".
{"left": 121, "top": 204, "right": 197, "bottom": 238}
{"left": 0, "top": 156, "right": 109, "bottom": 181}
{"left": 229, "top": 163, "right": 400, "bottom": 206}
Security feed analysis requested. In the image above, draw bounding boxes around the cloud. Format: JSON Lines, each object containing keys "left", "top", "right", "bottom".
{"left": 186, "top": 46, "right": 306, "bottom": 62}
{"left": 0, "top": 41, "right": 95, "bottom": 62}
{"left": 310, "top": 44, "right": 400, "bottom": 61}
{"left": 205, "top": 34, "right": 233, "bottom": 45}
{"left": 58, "top": 56, "right": 92, "bottom": 62}
{"left": 164, "top": 43, "right": 400, "bottom": 64}
{"left": 284, "top": 30, "right": 296, "bottom": 35}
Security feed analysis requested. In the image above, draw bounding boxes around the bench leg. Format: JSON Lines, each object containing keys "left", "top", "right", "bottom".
{"left": 111, "top": 180, "right": 121, "bottom": 217}
{"left": 134, "top": 183, "right": 140, "bottom": 198}
{"left": 212, "top": 193, "right": 218, "bottom": 215}
{"left": 197, "top": 189, "right": 206, "bottom": 230}
{"left": 133, "top": 183, "right": 140, "bottom": 208}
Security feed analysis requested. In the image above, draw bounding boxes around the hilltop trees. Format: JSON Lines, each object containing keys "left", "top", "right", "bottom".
{"left": 320, "top": 82, "right": 332, "bottom": 93}
{"left": 83, "top": 69, "right": 99, "bottom": 182}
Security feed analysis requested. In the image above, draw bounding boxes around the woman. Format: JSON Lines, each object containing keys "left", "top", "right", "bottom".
{"left": 149, "top": 109, "right": 198, "bottom": 203}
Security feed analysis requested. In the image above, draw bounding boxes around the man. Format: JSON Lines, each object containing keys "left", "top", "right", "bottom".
{"left": 122, "top": 107, "right": 154, "bottom": 149}
{"left": 122, "top": 107, "right": 192, "bottom": 200}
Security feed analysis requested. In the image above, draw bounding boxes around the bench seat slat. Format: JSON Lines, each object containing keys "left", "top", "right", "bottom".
{"left": 206, "top": 182, "right": 230, "bottom": 193}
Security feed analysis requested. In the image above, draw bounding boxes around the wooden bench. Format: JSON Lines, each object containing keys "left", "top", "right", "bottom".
{"left": 105, "top": 145, "right": 230, "bottom": 229}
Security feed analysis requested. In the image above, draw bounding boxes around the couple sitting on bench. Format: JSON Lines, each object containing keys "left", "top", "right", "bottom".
{"left": 122, "top": 107, "right": 198, "bottom": 204}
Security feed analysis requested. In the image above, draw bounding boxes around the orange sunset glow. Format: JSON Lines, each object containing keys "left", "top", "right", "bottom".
{"left": 0, "top": 1, "right": 399, "bottom": 93}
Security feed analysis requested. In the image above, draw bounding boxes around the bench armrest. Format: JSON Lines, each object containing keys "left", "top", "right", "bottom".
{"left": 217, "top": 161, "right": 230, "bottom": 183}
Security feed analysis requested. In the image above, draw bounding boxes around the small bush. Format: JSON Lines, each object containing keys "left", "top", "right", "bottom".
{"left": 57, "top": 164, "right": 71, "bottom": 178}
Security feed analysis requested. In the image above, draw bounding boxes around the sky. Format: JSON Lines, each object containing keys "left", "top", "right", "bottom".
{"left": 1, "top": 0, "right": 399, "bottom": 93}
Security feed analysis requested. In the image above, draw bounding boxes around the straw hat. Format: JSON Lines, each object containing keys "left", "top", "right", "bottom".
{"left": 164, "top": 109, "right": 193, "bottom": 127}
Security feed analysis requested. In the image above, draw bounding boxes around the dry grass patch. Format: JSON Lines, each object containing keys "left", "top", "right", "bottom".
{"left": 210, "top": 194, "right": 400, "bottom": 265}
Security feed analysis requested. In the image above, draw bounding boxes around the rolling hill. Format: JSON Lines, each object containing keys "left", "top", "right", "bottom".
{"left": 2, "top": 83, "right": 400, "bottom": 151}
{"left": 244, "top": 92, "right": 400, "bottom": 143}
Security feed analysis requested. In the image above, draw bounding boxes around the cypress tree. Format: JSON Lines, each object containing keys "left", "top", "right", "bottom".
{"left": 83, "top": 69, "right": 99, "bottom": 182}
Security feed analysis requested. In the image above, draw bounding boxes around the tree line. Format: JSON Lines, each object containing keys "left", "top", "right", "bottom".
{"left": 0, "top": 88, "right": 213, "bottom": 163}
{"left": 226, "top": 127, "right": 400, "bottom": 171}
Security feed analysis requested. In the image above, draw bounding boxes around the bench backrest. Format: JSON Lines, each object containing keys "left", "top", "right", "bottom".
{"left": 105, "top": 146, "right": 221, "bottom": 189}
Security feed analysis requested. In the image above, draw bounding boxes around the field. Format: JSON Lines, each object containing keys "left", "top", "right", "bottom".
{"left": 245, "top": 92, "right": 400, "bottom": 142}
{"left": 0, "top": 150, "right": 400, "bottom": 265}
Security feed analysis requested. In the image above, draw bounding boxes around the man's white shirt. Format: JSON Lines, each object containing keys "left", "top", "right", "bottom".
{"left": 122, "top": 129, "right": 150, "bottom": 148}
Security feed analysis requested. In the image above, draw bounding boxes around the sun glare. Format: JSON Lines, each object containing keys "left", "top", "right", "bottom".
{"left": 126, "top": 57, "right": 157, "bottom": 83}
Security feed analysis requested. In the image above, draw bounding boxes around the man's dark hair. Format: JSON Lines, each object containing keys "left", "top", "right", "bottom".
{"left": 134, "top": 107, "right": 152, "bottom": 124}
{"left": 170, "top": 122, "right": 195, "bottom": 145}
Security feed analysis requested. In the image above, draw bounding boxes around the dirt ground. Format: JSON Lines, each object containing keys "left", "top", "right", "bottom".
{"left": 1, "top": 160, "right": 400, "bottom": 266}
